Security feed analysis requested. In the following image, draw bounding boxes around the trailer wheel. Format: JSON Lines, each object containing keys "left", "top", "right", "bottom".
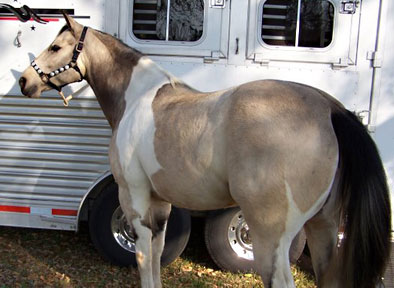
{"left": 204, "top": 207, "right": 306, "bottom": 273}
{"left": 89, "top": 182, "right": 191, "bottom": 267}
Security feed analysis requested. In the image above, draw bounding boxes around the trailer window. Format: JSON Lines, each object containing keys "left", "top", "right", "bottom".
{"left": 132, "top": 0, "right": 204, "bottom": 42}
{"left": 261, "top": 0, "right": 334, "bottom": 48}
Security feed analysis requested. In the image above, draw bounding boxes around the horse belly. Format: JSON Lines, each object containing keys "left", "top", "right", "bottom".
{"left": 150, "top": 119, "right": 234, "bottom": 210}
{"left": 151, "top": 166, "right": 235, "bottom": 210}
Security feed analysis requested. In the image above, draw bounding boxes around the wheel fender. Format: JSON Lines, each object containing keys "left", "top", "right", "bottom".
{"left": 76, "top": 171, "right": 114, "bottom": 231}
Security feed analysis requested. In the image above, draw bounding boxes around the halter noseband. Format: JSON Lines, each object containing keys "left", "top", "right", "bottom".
{"left": 30, "top": 26, "right": 88, "bottom": 106}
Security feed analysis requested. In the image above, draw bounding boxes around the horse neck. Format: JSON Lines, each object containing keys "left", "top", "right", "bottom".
{"left": 83, "top": 30, "right": 142, "bottom": 130}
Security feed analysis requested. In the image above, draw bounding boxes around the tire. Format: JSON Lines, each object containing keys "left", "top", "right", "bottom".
{"left": 89, "top": 182, "right": 191, "bottom": 267}
{"left": 204, "top": 207, "right": 306, "bottom": 273}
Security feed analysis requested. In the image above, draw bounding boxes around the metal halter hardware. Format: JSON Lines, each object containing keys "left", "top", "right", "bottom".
{"left": 31, "top": 26, "right": 88, "bottom": 106}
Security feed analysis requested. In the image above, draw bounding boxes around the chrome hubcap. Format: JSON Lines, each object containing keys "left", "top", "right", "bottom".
{"left": 228, "top": 210, "right": 254, "bottom": 261}
{"left": 111, "top": 206, "right": 136, "bottom": 253}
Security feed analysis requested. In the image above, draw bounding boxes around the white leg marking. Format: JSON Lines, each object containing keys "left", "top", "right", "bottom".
{"left": 117, "top": 160, "right": 154, "bottom": 287}
{"left": 132, "top": 218, "right": 154, "bottom": 288}
{"left": 118, "top": 182, "right": 154, "bottom": 288}
{"left": 126, "top": 176, "right": 154, "bottom": 288}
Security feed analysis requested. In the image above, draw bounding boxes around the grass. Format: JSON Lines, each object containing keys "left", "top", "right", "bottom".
{"left": 0, "top": 219, "right": 316, "bottom": 287}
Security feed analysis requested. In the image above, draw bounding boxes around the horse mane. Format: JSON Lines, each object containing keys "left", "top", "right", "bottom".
{"left": 92, "top": 29, "right": 144, "bottom": 64}
{"left": 91, "top": 29, "right": 183, "bottom": 89}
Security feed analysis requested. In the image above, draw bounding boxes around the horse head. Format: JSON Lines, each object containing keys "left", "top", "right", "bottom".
{"left": 19, "top": 13, "right": 87, "bottom": 101}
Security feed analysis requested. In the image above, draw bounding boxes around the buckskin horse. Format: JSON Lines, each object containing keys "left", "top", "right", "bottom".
{"left": 19, "top": 14, "right": 391, "bottom": 288}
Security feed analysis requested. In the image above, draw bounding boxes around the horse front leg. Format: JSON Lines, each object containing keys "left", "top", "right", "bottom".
{"left": 118, "top": 182, "right": 154, "bottom": 288}
{"left": 132, "top": 215, "right": 154, "bottom": 288}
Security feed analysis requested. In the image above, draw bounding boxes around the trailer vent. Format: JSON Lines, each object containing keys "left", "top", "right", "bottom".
{"left": 132, "top": 0, "right": 204, "bottom": 42}
{"left": 261, "top": 0, "right": 334, "bottom": 48}
{"left": 132, "top": 0, "right": 159, "bottom": 40}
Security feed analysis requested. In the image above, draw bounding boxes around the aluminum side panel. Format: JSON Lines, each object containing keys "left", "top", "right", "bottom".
{"left": 0, "top": 94, "right": 111, "bottom": 226}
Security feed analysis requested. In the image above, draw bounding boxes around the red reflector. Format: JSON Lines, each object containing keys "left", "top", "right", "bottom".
{"left": 0, "top": 205, "right": 30, "bottom": 213}
{"left": 52, "top": 209, "right": 77, "bottom": 216}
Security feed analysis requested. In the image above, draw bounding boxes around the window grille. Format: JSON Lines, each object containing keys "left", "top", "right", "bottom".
{"left": 132, "top": 0, "right": 204, "bottom": 42}
{"left": 261, "top": 0, "right": 334, "bottom": 48}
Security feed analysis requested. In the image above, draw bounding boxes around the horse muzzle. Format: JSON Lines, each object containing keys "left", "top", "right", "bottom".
{"left": 19, "top": 74, "right": 41, "bottom": 98}
{"left": 19, "top": 77, "right": 36, "bottom": 98}
{"left": 19, "top": 76, "right": 28, "bottom": 95}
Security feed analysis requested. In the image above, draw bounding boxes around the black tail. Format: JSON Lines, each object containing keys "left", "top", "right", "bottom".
{"left": 331, "top": 107, "right": 391, "bottom": 288}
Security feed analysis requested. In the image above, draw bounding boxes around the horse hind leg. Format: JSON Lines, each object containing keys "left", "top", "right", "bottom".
{"left": 242, "top": 207, "right": 299, "bottom": 288}
{"left": 239, "top": 183, "right": 303, "bottom": 288}
{"left": 304, "top": 213, "right": 340, "bottom": 288}
{"left": 304, "top": 181, "right": 341, "bottom": 288}
{"left": 237, "top": 171, "right": 333, "bottom": 288}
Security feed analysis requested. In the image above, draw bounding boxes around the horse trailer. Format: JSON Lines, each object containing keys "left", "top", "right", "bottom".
{"left": 0, "top": 0, "right": 393, "bottom": 285}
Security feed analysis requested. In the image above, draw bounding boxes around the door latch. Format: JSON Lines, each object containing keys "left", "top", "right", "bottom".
{"left": 340, "top": 1, "right": 359, "bottom": 14}
{"left": 210, "top": 0, "right": 225, "bottom": 9}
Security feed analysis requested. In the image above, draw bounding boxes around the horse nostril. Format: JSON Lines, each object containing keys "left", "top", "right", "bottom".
{"left": 19, "top": 77, "right": 27, "bottom": 90}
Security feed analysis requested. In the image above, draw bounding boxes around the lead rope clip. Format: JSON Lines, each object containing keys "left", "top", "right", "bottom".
{"left": 59, "top": 90, "right": 73, "bottom": 107}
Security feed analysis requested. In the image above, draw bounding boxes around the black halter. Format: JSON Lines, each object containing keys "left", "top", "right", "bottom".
{"left": 31, "top": 26, "right": 88, "bottom": 93}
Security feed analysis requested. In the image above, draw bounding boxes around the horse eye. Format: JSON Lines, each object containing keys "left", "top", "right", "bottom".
{"left": 50, "top": 45, "right": 61, "bottom": 52}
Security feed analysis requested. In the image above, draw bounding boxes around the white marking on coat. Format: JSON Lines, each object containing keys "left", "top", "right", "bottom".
{"left": 115, "top": 57, "right": 173, "bottom": 213}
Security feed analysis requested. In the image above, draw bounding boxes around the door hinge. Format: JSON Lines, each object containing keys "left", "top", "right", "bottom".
{"left": 356, "top": 110, "right": 370, "bottom": 124}
{"left": 356, "top": 110, "right": 375, "bottom": 133}
{"left": 203, "top": 51, "right": 222, "bottom": 63}
{"left": 367, "top": 51, "right": 382, "bottom": 68}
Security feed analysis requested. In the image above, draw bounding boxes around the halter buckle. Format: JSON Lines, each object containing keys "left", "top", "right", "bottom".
{"left": 76, "top": 41, "right": 84, "bottom": 52}
{"left": 40, "top": 74, "right": 49, "bottom": 83}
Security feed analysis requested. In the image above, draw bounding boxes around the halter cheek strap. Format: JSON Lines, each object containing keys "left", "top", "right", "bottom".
{"left": 31, "top": 26, "right": 88, "bottom": 106}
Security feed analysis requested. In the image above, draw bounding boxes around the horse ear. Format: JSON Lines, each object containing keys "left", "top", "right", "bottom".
{"left": 62, "top": 11, "right": 82, "bottom": 36}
